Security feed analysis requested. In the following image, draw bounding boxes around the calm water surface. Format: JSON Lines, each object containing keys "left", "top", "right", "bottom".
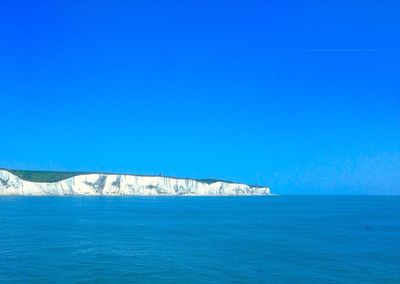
{"left": 0, "top": 196, "right": 399, "bottom": 283}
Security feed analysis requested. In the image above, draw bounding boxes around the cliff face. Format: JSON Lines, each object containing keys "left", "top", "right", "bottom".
{"left": 0, "top": 170, "right": 270, "bottom": 196}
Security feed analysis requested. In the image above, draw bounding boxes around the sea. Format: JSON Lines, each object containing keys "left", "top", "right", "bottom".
{"left": 0, "top": 196, "right": 399, "bottom": 283}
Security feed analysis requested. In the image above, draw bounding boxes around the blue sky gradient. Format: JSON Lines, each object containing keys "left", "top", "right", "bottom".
{"left": 1, "top": 1, "right": 399, "bottom": 194}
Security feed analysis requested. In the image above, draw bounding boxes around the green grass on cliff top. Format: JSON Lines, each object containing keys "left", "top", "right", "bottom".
{"left": 7, "top": 169, "right": 85, "bottom": 183}
{"left": 1, "top": 169, "right": 265, "bottom": 187}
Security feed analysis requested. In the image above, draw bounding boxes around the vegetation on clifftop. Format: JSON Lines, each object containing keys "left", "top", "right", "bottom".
{"left": 1, "top": 168, "right": 266, "bottom": 188}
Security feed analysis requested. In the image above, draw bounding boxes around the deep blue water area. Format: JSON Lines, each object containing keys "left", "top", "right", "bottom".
{"left": 0, "top": 196, "right": 399, "bottom": 283}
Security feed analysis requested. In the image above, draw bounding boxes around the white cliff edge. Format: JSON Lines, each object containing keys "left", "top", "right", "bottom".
{"left": 0, "top": 170, "right": 270, "bottom": 196}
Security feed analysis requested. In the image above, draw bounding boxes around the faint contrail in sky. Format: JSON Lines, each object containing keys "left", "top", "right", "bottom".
{"left": 306, "top": 48, "right": 400, "bottom": 52}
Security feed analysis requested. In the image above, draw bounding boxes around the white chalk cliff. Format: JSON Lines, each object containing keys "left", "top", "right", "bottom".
{"left": 0, "top": 170, "right": 270, "bottom": 196}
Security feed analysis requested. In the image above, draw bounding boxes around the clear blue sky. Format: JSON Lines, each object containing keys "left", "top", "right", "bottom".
{"left": 1, "top": 1, "right": 399, "bottom": 194}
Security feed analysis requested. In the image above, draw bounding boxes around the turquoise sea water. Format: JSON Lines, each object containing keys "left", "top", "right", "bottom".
{"left": 0, "top": 196, "right": 399, "bottom": 283}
